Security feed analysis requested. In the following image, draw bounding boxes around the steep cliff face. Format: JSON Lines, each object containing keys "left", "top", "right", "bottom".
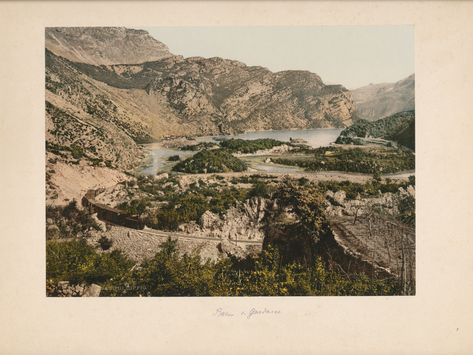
{"left": 45, "top": 27, "right": 174, "bottom": 66}
{"left": 46, "top": 48, "right": 188, "bottom": 145}
{"left": 351, "top": 74, "right": 415, "bottom": 121}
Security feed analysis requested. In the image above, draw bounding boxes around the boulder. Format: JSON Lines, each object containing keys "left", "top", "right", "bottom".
{"left": 154, "top": 173, "right": 169, "bottom": 181}
{"left": 58, "top": 281, "right": 69, "bottom": 290}
{"left": 82, "top": 284, "right": 101, "bottom": 297}
{"left": 220, "top": 239, "right": 247, "bottom": 261}
{"left": 333, "top": 190, "right": 346, "bottom": 205}
{"left": 178, "top": 220, "right": 200, "bottom": 234}
{"left": 200, "top": 211, "right": 222, "bottom": 230}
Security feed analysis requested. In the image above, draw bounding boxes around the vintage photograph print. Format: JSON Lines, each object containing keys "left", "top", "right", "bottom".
{"left": 45, "top": 26, "right": 415, "bottom": 297}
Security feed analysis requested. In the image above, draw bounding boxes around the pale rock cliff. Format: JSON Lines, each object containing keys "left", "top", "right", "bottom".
{"left": 46, "top": 27, "right": 174, "bottom": 66}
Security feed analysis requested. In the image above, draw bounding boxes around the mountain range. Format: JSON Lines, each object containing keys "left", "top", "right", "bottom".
{"left": 45, "top": 27, "right": 363, "bottom": 169}
{"left": 45, "top": 26, "right": 414, "bottom": 174}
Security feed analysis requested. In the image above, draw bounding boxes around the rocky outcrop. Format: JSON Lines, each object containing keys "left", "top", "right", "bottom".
{"left": 178, "top": 196, "right": 272, "bottom": 260}
{"left": 47, "top": 281, "right": 101, "bottom": 297}
{"left": 351, "top": 74, "right": 415, "bottom": 121}
{"left": 46, "top": 155, "right": 133, "bottom": 206}
{"left": 46, "top": 27, "right": 174, "bottom": 66}
{"left": 324, "top": 185, "right": 415, "bottom": 218}
{"left": 324, "top": 185, "right": 416, "bottom": 284}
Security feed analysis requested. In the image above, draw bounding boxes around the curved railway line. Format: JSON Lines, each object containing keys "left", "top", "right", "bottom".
{"left": 65, "top": 188, "right": 263, "bottom": 246}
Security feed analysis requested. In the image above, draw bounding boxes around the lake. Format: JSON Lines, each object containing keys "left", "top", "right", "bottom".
{"left": 196, "top": 128, "right": 344, "bottom": 148}
{"left": 138, "top": 128, "right": 343, "bottom": 175}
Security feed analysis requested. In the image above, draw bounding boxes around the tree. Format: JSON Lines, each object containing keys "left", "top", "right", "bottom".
{"left": 265, "top": 179, "right": 331, "bottom": 267}
{"left": 135, "top": 238, "right": 213, "bottom": 296}
{"left": 117, "top": 199, "right": 148, "bottom": 215}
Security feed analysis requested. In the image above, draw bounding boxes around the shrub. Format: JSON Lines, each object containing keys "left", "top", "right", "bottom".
{"left": 70, "top": 144, "right": 84, "bottom": 159}
{"left": 168, "top": 155, "right": 180, "bottom": 161}
{"left": 98, "top": 236, "right": 113, "bottom": 250}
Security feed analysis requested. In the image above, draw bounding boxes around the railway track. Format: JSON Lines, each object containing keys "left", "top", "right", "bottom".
{"left": 53, "top": 225, "right": 263, "bottom": 245}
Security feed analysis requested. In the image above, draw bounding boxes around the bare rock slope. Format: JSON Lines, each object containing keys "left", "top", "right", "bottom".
{"left": 46, "top": 27, "right": 174, "bottom": 66}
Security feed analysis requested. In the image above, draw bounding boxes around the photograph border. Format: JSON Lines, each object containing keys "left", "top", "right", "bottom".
{"left": 1, "top": 1, "right": 472, "bottom": 354}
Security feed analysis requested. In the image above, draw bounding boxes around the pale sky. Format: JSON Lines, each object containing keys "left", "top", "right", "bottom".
{"left": 132, "top": 26, "right": 414, "bottom": 90}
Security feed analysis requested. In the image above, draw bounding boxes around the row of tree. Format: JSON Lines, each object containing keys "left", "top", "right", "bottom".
{"left": 219, "top": 138, "right": 287, "bottom": 154}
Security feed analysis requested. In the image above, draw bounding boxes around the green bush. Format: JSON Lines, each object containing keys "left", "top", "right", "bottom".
{"left": 117, "top": 199, "right": 149, "bottom": 215}
{"left": 98, "top": 236, "right": 113, "bottom": 250}
{"left": 168, "top": 155, "right": 180, "bottom": 161}
{"left": 46, "top": 240, "right": 135, "bottom": 290}
{"left": 250, "top": 180, "right": 271, "bottom": 198}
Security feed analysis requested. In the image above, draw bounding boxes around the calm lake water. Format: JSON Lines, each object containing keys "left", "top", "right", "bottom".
{"left": 197, "top": 128, "right": 344, "bottom": 148}
{"left": 138, "top": 128, "right": 343, "bottom": 175}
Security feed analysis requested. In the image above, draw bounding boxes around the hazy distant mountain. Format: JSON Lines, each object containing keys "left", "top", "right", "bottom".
{"left": 45, "top": 27, "right": 174, "bottom": 66}
{"left": 351, "top": 74, "right": 415, "bottom": 121}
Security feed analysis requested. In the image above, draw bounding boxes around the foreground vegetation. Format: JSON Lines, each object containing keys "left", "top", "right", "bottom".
{"left": 46, "top": 175, "right": 414, "bottom": 296}
{"left": 47, "top": 238, "right": 400, "bottom": 296}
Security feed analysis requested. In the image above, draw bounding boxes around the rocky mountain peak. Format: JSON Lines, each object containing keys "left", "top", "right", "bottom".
{"left": 45, "top": 27, "right": 174, "bottom": 65}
